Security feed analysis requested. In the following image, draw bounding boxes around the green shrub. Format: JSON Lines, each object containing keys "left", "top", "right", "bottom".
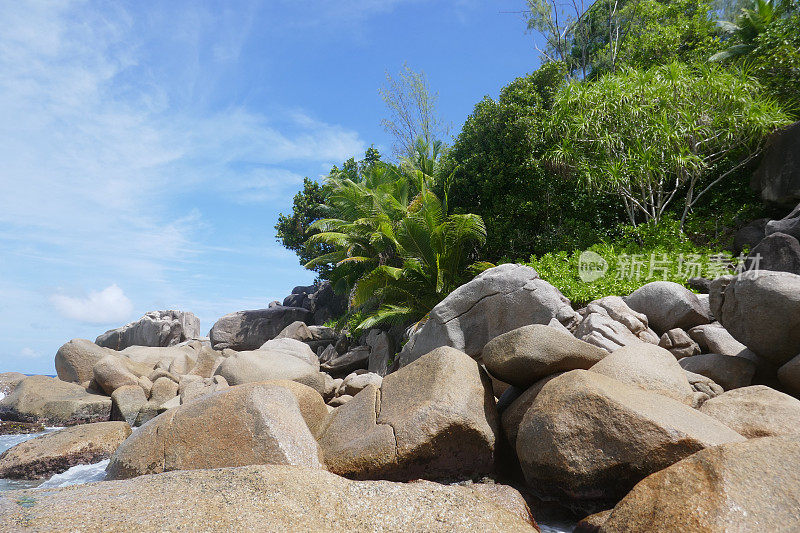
{"left": 524, "top": 218, "right": 737, "bottom": 305}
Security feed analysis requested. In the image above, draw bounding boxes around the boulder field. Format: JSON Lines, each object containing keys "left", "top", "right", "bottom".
{"left": 3, "top": 265, "right": 800, "bottom": 530}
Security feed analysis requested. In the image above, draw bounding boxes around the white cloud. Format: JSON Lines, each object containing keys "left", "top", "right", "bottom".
{"left": 20, "top": 347, "right": 43, "bottom": 359}
{"left": 51, "top": 284, "right": 134, "bottom": 325}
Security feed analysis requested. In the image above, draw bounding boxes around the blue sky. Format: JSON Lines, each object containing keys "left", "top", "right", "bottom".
{"left": 0, "top": 0, "right": 540, "bottom": 374}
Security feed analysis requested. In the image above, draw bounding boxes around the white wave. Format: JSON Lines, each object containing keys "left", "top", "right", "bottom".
{"left": 39, "top": 460, "right": 109, "bottom": 488}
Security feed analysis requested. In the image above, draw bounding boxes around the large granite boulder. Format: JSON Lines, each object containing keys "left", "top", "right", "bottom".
{"left": 274, "top": 321, "right": 337, "bottom": 352}
{"left": 0, "top": 422, "right": 130, "bottom": 479}
{"left": 699, "top": 385, "right": 800, "bottom": 438}
{"left": 710, "top": 271, "right": 800, "bottom": 366}
{"left": 214, "top": 349, "right": 324, "bottom": 393}
{"left": 0, "top": 376, "right": 111, "bottom": 426}
{"left": 483, "top": 324, "right": 606, "bottom": 388}
{"left": 92, "top": 354, "right": 147, "bottom": 395}
{"left": 687, "top": 323, "right": 748, "bottom": 356}
{"left": 96, "top": 311, "right": 201, "bottom": 350}
{"left": 321, "top": 346, "right": 371, "bottom": 376}
{"left": 599, "top": 437, "right": 800, "bottom": 532}
{"left": 625, "top": 281, "right": 710, "bottom": 335}
{"left": 500, "top": 373, "right": 564, "bottom": 449}
{"left": 55, "top": 339, "right": 114, "bottom": 385}
{"left": 0, "top": 372, "right": 26, "bottom": 397}
{"left": 517, "top": 370, "right": 744, "bottom": 512}
{"left": 396, "top": 264, "right": 579, "bottom": 367}
{"left": 733, "top": 217, "right": 768, "bottom": 254}
{"left": 258, "top": 338, "right": 319, "bottom": 368}
{"left": 778, "top": 354, "right": 800, "bottom": 394}
{"left": 319, "top": 346, "right": 499, "bottom": 481}
{"left": 110, "top": 385, "right": 147, "bottom": 426}
{"left": 106, "top": 382, "right": 323, "bottom": 479}
{"left": 0, "top": 465, "right": 538, "bottom": 532}
{"left": 209, "top": 307, "right": 313, "bottom": 351}
{"left": 120, "top": 344, "right": 202, "bottom": 369}
{"left": 657, "top": 328, "right": 700, "bottom": 359}
{"left": 283, "top": 281, "right": 348, "bottom": 325}
{"left": 750, "top": 120, "right": 800, "bottom": 206}
{"left": 747, "top": 231, "right": 800, "bottom": 275}
{"left": 678, "top": 353, "right": 756, "bottom": 390}
{"left": 589, "top": 344, "right": 702, "bottom": 406}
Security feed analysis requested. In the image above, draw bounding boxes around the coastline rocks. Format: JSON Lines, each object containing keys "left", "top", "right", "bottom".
{"left": 750, "top": 120, "right": 800, "bottom": 206}
{"left": 92, "top": 355, "right": 142, "bottom": 395}
{"left": 710, "top": 271, "right": 800, "bottom": 366}
{"left": 748, "top": 232, "right": 800, "bottom": 275}
{"left": 516, "top": 370, "right": 744, "bottom": 512}
{"left": 624, "top": 281, "right": 710, "bottom": 335}
{"left": 259, "top": 338, "right": 319, "bottom": 369}
{"left": 687, "top": 323, "right": 748, "bottom": 357}
{"left": 500, "top": 373, "right": 564, "bottom": 449}
{"left": 699, "top": 385, "right": 800, "bottom": 438}
{"left": 120, "top": 344, "right": 202, "bottom": 370}
{"left": 678, "top": 353, "right": 756, "bottom": 390}
{"left": 0, "top": 422, "right": 130, "bottom": 479}
{"left": 599, "top": 437, "right": 800, "bottom": 532}
{"left": 657, "top": 328, "right": 700, "bottom": 359}
{"left": 0, "top": 376, "right": 111, "bottom": 426}
{"left": 483, "top": 325, "right": 606, "bottom": 388}
{"left": 95, "top": 310, "right": 201, "bottom": 350}
{"left": 214, "top": 349, "right": 325, "bottom": 393}
{"left": 321, "top": 346, "right": 371, "bottom": 376}
{"left": 0, "top": 372, "right": 26, "bottom": 396}
{"left": 778, "top": 354, "right": 800, "bottom": 394}
{"left": 320, "top": 346, "right": 499, "bottom": 481}
{"left": 209, "top": 307, "right": 313, "bottom": 351}
{"left": 396, "top": 264, "right": 579, "bottom": 367}
{"left": 684, "top": 370, "right": 725, "bottom": 398}
{"left": 106, "top": 383, "right": 323, "bottom": 479}
{"left": 589, "top": 344, "right": 701, "bottom": 406}
{"left": 55, "top": 339, "right": 113, "bottom": 385}
{"left": 110, "top": 385, "right": 147, "bottom": 426}
{"left": 575, "top": 313, "right": 646, "bottom": 352}
{"left": 0, "top": 465, "right": 539, "bottom": 532}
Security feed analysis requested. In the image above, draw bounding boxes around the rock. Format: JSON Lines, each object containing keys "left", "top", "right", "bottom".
{"left": 365, "top": 328, "right": 393, "bottom": 376}
{"left": 575, "top": 313, "right": 646, "bottom": 352}
{"left": 483, "top": 324, "right": 606, "bottom": 388}
{"left": 589, "top": 344, "right": 701, "bottom": 406}
{"left": 778, "top": 354, "right": 800, "bottom": 394}
{"left": 396, "top": 264, "right": 580, "bottom": 367}
{"left": 96, "top": 310, "right": 201, "bottom": 350}
{"left": 275, "top": 321, "right": 337, "bottom": 353}
{"left": 186, "top": 346, "right": 222, "bottom": 378}
{"left": 0, "top": 376, "right": 111, "bottom": 426}
{"left": 625, "top": 281, "right": 710, "bottom": 335}
{"left": 209, "top": 307, "right": 314, "bottom": 351}
{"left": 147, "top": 368, "right": 178, "bottom": 384}
{"left": 678, "top": 353, "right": 756, "bottom": 390}
{"left": 0, "top": 465, "right": 539, "bottom": 531}
{"left": 259, "top": 337, "right": 319, "bottom": 368}
{"left": 733, "top": 217, "right": 769, "bottom": 254}
{"left": 657, "top": 328, "right": 700, "bottom": 359}
{"left": 687, "top": 323, "right": 748, "bottom": 356}
{"left": 214, "top": 349, "right": 324, "bottom": 394}
{"left": 320, "top": 346, "right": 499, "bottom": 481}
{"left": 747, "top": 232, "right": 800, "bottom": 275}
{"left": 766, "top": 203, "right": 800, "bottom": 239}
{"left": 275, "top": 320, "right": 313, "bottom": 342}
{"left": 179, "top": 376, "right": 229, "bottom": 405}
{"left": 583, "top": 296, "right": 658, "bottom": 343}
{"left": 710, "top": 271, "right": 800, "bottom": 366}
{"left": 137, "top": 376, "right": 153, "bottom": 397}
{"left": 55, "top": 339, "right": 114, "bottom": 385}
{"left": 121, "top": 344, "right": 200, "bottom": 370}
{"left": 341, "top": 372, "right": 383, "bottom": 397}
{"left": 516, "top": 370, "right": 744, "bottom": 512}
{"left": 699, "top": 385, "right": 800, "bottom": 438}
{"left": 319, "top": 344, "right": 337, "bottom": 364}
{"left": 321, "top": 346, "right": 371, "bottom": 376}
{"left": 258, "top": 380, "right": 328, "bottom": 438}
{"left": 575, "top": 510, "right": 612, "bottom": 533}
{"left": 167, "top": 350, "right": 196, "bottom": 376}
{"left": 500, "top": 373, "right": 564, "bottom": 449}
{"left": 110, "top": 385, "right": 147, "bottom": 426}
{"left": 158, "top": 396, "right": 181, "bottom": 413}
{"left": 0, "top": 422, "right": 130, "bottom": 480}
{"left": 328, "top": 394, "right": 353, "bottom": 407}
{"left": 149, "top": 376, "right": 179, "bottom": 405}
{"left": 0, "top": 372, "right": 26, "bottom": 396}
{"left": 106, "top": 382, "right": 323, "bottom": 479}
{"left": 686, "top": 277, "right": 711, "bottom": 293}
{"left": 599, "top": 437, "right": 800, "bottom": 532}
{"left": 92, "top": 354, "right": 141, "bottom": 395}
{"left": 751, "top": 120, "right": 800, "bottom": 206}
{"left": 0, "top": 421, "right": 45, "bottom": 435}
{"left": 684, "top": 370, "right": 725, "bottom": 398}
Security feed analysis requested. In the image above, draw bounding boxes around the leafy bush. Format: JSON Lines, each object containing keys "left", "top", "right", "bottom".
{"left": 524, "top": 218, "right": 737, "bottom": 304}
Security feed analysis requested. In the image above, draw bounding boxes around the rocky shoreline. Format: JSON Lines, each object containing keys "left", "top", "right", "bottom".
{"left": 1, "top": 265, "right": 800, "bottom": 531}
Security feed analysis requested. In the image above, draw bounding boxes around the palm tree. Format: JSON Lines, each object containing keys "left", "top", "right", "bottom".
{"left": 710, "top": 0, "right": 792, "bottom": 61}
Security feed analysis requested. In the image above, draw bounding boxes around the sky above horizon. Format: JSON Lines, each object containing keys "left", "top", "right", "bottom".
{"left": 0, "top": 0, "right": 541, "bottom": 374}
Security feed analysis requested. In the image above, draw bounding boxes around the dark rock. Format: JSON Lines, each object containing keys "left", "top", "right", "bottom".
{"left": 746, "top": 232, "right": 800, "bottom": 275}
{"left": 686, "top": 277, "right": 711, "bottom": 293}
{"left": 209, "top": 307, "right": 313, "bottom": 351}
{"left": 732, "top": 218, "right": 768, "bottom": 255}
{"left": 751, "top": 121, "right": 800, "bottom": 206}
{"left": 321, "top": 346, "right": 370, "bottom": 376}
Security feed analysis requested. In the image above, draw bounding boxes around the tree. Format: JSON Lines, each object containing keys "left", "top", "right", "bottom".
{"left": 380, "top": 64, "right": 450, "bottom": 159}
{"left": 440, "top": 61, "right": 623, "bottom": 261}
{"left": 547, "top": 63, "right": 790, "bottom": 228}
{"left": 275, "top": 178, "right": 331, "bottom": 277}
{"left": 710, "top": 0, "right": 794, "bottom": 61}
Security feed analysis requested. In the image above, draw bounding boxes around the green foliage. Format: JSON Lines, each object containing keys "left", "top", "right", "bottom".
{"left": 275, "top": 178, "right": 331, "bottom": 277}
{"left": 547, "top": 63, "right": 790, "bottom": 227}
{"left": 526, "top": 218, "right": 733, "bottom": 304}
{"left": 441, "top": 62, "right": 624, "bottom": 262}
{"left": 710, "top": 0, "right": 794, "bottom": 61}
{"left": 743, "top": 12, "right": 800, "bottom": 115}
